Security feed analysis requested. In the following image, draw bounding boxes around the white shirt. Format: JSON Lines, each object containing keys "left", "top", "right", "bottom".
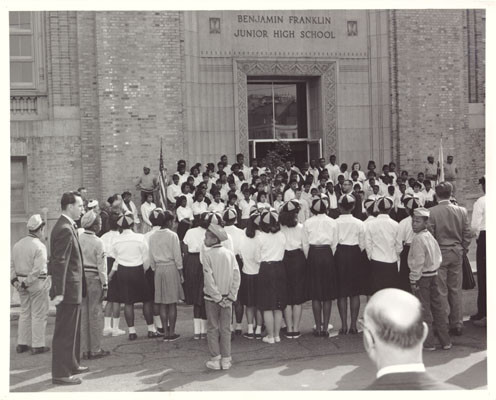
{"left": 325, "top": 163, "right": 341, "bottom": 184}
{"left": 328, "top": 192, "right": 338, "bottom": 209}
{"left": 308, "top": 167, "right": 320, "bottom": 183}
{"left": 224, "top": 225, "right": 245, "bottom": 256}
{"left": 412, "top": 191, "right": 426, "bottom": 207}
{"left": 238, "top": 198, "right": 256, "bottom": 219}
{"left": 336, "top": 214, "right": 365, "bottom": 251}
{"left": 256, "top": 231, "right": 286, "bottom": 262}
{"left": 192, "top": 175, "right": 203, "bottom": 187}
{"left": 240, "top": 164, "right": 251, "bottom": 181}
{"left": 422, "top": 188, "right": 436, "bottom": 202}
{"left": 167, "top": 183, "right": 182, "bottom": 205}
{"left": 192, "top": 201, "right": 208, "bottom": 216}
{"left": 274, "top": 200, "right": 284, "bottom": 212}
{"left": 143, "top": 226, "right": 160, "bottom": 247}
{"left": 100, "top": 230, "right": 120, "bottom": 259}
{"left": 140, "top": 201, "right": 156, "bottom": 226}
{"left": 303, "top": 214, "right": 339, "bottom": 254}
{"left": 365, "top": 214, "right": 402, "bottom": 263}
{"left": 284, "top": 188, "right": 296, "bottom": 202}
{"left": 297, "top": 199, "right": 310, "bottom": 223}
{"left": 398, "top": 216, "right": 414, "bottom": 245}
{"left": 123, "top": 201, "right": 140, "bottom": 223}
{"left": 376, "top": 363, "right": 426, "bottom": 379}
{"left": 111, "top": 229, "right": 149, "bottom": 270}
{"left": 185, "top": 193, "right": 194, "bottom": 209}
{"left": 471, "top": 195, "right": 486, "bottom": 237}
{"left": 176, "top": 206, "right": 193, "bottom": 222}
{"left": 238, "top": 231, "right": 261, "bottom": 275}
{"left": 183, "top": 226, "right": 206, "bottom": 253}
{"left": 176, "top": 171, "right": 189, "bottom": 186}
{"left": 280, "top": 224, "right": 308, "bottom": 255}
{"left": 208, "top": 201, "right": 225, "bottom": 214}
{"left": 368, "top": 193, "right": 381, "bottom": 201}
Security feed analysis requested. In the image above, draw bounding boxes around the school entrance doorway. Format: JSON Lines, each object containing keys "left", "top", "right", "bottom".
{"left": 249, "top": 138, "right": 322, "bottom": 169}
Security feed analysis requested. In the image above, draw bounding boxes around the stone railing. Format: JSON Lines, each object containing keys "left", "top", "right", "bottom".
{"left": 10, "top": 95, "right": 38, "bottom": 115}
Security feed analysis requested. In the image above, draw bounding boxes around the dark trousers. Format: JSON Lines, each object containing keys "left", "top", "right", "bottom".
{"left": 52, "top": 303, "right": 81, "bottom": 378}
{"left": 416, "top": 276, "right": 450, "bottom": 347}
{"left": 476, "top": 231, "right": 486, "bottom": 317}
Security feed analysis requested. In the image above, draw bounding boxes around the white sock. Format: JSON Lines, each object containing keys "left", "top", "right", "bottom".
{"left": 200, "top": 319, "right": 207, "bottom": 334}
{"left": 193, "top": 318, "right": 201, "bottom": 334}
{"left": 236, "top": 323, "right": 242, "bottom": 330}
{"left": 104, "top": 317, "right": 112, "bottom": 330}
{"left": 255, "top": 325, "right": 261, "bottom": 334}
{"left": 154, "top": 316, "right": 163, "bottom": 329}
{"left": 147, "top": 324, "right": 156, "bottom": 332}
{"left": 128, "top": 326, "right": 136, "bottom": 334}
{"left": 112, "top": 317, "right": 120, "bottom": 330}
{"left": 247, "top": 324, "right": 254, "bottom": 334}
{"left": 230, "top": 324, "right": 234, "bottom": 332}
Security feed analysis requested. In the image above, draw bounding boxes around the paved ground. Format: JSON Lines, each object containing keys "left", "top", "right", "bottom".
{"left": 10, "top": 288, "right": 486, "bottom": 392}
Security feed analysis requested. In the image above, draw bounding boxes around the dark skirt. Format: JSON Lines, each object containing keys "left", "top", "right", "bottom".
{"left": 359, "top": 251, "right": 372, "bottom": 296}
{"left": 369, "top": 260, "right": 400, "bottom": 295}
{"left": 307, "top": 245, "right": 338, "bottom": 301}
{"left": 283, "top": 249, "right": 308, "bottom": 305}
{"left": 116, "top": 264, "right": 153, "bottom": 304}
{"left": 239, "top": 272, "right": 258, "bottom": 307}
{"left": 257, "top": 261, "right": 287, "bottom": 311}
{"left": 335, "top": 244, "right": 362, "bottom": 298}
{"left": 182, "top": 252, "right": 204, "bottom": 306}
{"left": 106, "top": 257, "right": 120, "bottom": 303}
{"left": 398, "top": 245, "right": 412, "bottom": 293}
{"left": 177, "top": 219, "right": 192, "bottom": 241}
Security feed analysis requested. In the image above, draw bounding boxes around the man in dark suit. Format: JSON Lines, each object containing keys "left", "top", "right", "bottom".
{"left": 49, "top": 191, "right": 88, "bottom": 385}
{"left": 362, "top": 288, "right": 459, "bottom": 390}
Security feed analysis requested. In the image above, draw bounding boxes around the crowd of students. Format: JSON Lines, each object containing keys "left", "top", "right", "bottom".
{"left": 67, "top": 152, "right": 468, "bottom": 369}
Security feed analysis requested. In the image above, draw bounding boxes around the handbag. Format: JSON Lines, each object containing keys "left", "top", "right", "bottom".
{"left": 462, "top": 252, "right": 476, "bottom": 290}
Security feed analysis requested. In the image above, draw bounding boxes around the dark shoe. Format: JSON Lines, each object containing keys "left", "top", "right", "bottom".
{"left": 449, "top": 327, "right": 463, "bottom": 336}
{"left": 348, "top": 328, "right": 359, "bottom": 335}
{"left": 254, "top": 333, "right": 262, "bottom": 340}
{"left": 168, "top": 333, "right": 180, "bottom": 342}
{"left": 235, "top": 329, "right": 242, "bottom": 336}
{"left": 52, "top": 376, "right": 82, "bottom": 385}
{"left": 320, "top": 331, "right": 330, "bottom": 337}
{"left": 339, "top": 328, "right": 348, "bottom": 335}
{"left": 280, "top": 327, "right": 287, "bottom": 333}
{"left": 292, "top": 331, "right": 301, "bottom": 339}
{"left": 89, "top": 349, "right": 110, "bottom": 359}
{"left": 313, "top": 330, "right": 321, "bottom": 337}
{"left": 470, "top": 313, "right": 483, "bottom": 321}
{"left": 148, "top": 331, "right": 161, "bottom": 338}
{"left": 284, "top": 332, "right": 293, "bottom": 339}
{"left": 243, "top": 332, "right": 254, "bottom": 339}
{"left": 82, "top": 352, "right": 90, "bottom": 360}
{"left": 31, "top": 346, "right": 50, "bottom": 355}
{"left": 473, "top": 317, "right": 487, "bottom": 327}
{"left": 16, "top": 344, "right": 30, "bottom": 354}
{"left": 423, "top": 345, "right": 436, "bottom": 351}
{"left": 71, "top": 366, "right": 89, "bottom": 375}
{"left": 157, "top": 327, "right": 165, "bottom": 335}
{"left": 129, "top": 333, "right": 138, "bottom": 341}
{"left": 200, "top": 333, "right": 207, "bottom": 340}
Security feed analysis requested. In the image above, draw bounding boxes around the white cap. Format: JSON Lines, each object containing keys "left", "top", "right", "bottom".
{"left": 27, "top": 214, "right": 43, "bottom": 231}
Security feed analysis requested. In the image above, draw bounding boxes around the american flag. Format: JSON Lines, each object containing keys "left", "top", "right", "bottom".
{"left": 158, "top": 138, "right": 168, "bottom": 209}
{"left": 437, "top": 137, "right": 445, "bottom": 184}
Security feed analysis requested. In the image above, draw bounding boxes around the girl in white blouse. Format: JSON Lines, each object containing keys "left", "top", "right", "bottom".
{"left": 192, "top": 191, "right": 209, "bottom": 225}
{"left": 255, "top": 209, "right": 287, "bottom": 344}
{"left": 303, "top": 195, "right": 339, "bottom": 337}
{"left": 176, "top": 196, "right": 193, "bottom": 241}
{"left": 279, "top": 200, "right": 308, "bottom": 339}
{"left": 335, "top": 194, "right": 365, "bottom": 335}
{"left": 351, "top": 162, "right": 367, "bottom": 183}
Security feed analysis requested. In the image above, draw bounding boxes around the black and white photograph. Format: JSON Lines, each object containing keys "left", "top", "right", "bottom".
{"left": 6, "top": 0, "right": 491, "bottom": 394}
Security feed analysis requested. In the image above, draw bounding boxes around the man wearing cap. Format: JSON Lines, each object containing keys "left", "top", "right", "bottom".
{"left": 444, "top": 156, "right": 458, "bottom": 194}
{"left": 49, "top": 191, "right": 88, "bottom": 385}
{"left": 11, "top": 214, "right": 50, "bottom": 355}
{"left": 136, "top": 166, "right": 159, "bottom": 205}
{"left": 203, "top": 223, "right": 241, "bottom": 370}
{"left": 428, "top": 182, "right": 471, "bottom": 336}
{"left": 470, "top": 176, "right": 486, "bottom": 326}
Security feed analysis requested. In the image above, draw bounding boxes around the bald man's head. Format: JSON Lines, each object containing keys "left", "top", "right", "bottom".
{"left": 364, "top": 289, "right": 424, "bottom": 349}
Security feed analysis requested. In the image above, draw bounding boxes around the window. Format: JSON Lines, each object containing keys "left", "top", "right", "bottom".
{"left": 11, "top": 157, "right": 27, "bottom": 215}
{"left": 10, "top": 12, "right": 35, "bottom": 88}
{"left": 247, "top": 82, "right": 308, "bottom": 140}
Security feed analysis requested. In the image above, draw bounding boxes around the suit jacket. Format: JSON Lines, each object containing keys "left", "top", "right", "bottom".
{"left": 428, "top": 200, "right": 471, "bottom": 250}
{"left": 48, "top": 215, "right": 87, "bottom": 304}
{"left": 367, "top": 372, "right": 459, "bottom": 390}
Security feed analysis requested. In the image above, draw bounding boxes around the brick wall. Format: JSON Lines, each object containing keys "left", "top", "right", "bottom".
{"left": 94, "top": 11, "right": 184, "bottom": 205}
{"left": 391, "top": 9, "right": 485, "bottom": 208}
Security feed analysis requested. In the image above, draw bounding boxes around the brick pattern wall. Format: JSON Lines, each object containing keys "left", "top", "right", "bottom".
{"left": 390, "top": 10, "right": 485, "bottom": 208}
{"left": 94, "top": 11, "right": 184, "bottom": 204}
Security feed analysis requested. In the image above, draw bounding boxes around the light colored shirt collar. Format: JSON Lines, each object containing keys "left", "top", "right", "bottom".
{"left": 62, "top": 213, "right": 76, "bottom": 226}
{"left": 377, "top": 214, "right": 390, "bottom": 219}
{"left": 377, "top": 363, "right": 425, "bottom": 379}
{"left": 439, "top": 199, "right": 451, "bottom": 204}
